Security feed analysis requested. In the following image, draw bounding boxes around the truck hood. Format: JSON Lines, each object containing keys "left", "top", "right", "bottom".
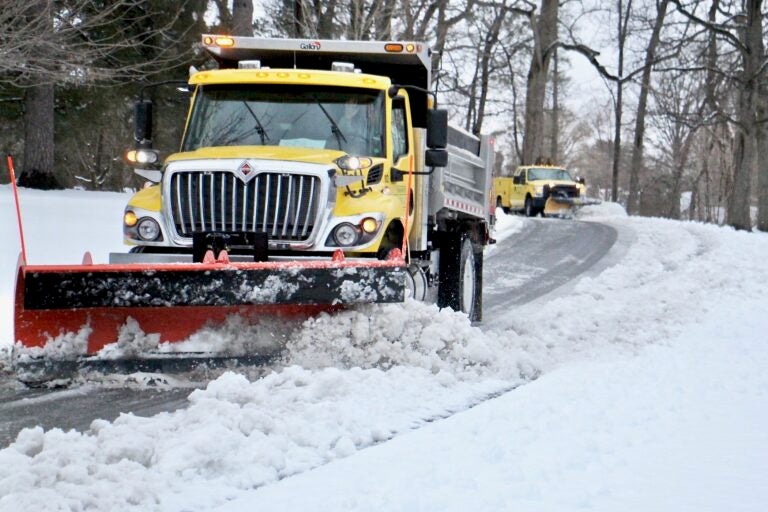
{"left": 166, "top": 146, "right": 349, "bottom": 166}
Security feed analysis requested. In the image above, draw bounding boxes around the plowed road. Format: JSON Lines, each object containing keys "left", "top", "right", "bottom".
{"left": 0, "top": 218, "right": 618, "bottom": 447}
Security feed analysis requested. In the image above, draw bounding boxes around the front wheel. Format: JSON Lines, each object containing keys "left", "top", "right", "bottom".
{"left": 524, "top": 196, "right": 534, "bottom": 217}
{"left": 438, "top": 235, "right": 483, "bottom": 322}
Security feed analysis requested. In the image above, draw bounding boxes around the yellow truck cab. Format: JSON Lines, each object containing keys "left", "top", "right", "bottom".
{"left": 493, "top": 165, "right": 590, "bottom": 217}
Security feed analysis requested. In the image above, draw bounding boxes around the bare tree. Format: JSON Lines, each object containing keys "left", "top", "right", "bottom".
{"left": 606, "top": 0, "right": 632, "bottom": 203}
{"left": 521, "top": 0, "right": 557, "bottom": 164}
{"left": 465, "top": 1, "right": 512, "bottom": 135}
{"left": 0, "top": 0, "right": 192, "bottom": 86}
{"left": 17, "top": 1, "right": 57, "bottom": 188}
{"left": 2, "top": 0, "right": 197, "bottom": 189}
{"left": 233, "top": 0, "right": 255, "bottom": 36}
{"left": 671, "top": 0, "right": 767, "bottom": 230}
{"left": 627, "top": 0, "right": 669, "bottom": 214}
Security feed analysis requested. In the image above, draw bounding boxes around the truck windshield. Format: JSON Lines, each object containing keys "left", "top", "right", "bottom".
{"left": 527, "top": 168, "right": 573, "bottom": 181}
{"left": 182, "top": 84, "right": 385, "bottom": 157}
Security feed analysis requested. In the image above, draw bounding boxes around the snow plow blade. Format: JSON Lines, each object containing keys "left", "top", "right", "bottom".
{"left": 13, "top": 252, "right": 405, "bottom": 383}
{"left": 543, "top": 196, "right": 601, "bottom": 217}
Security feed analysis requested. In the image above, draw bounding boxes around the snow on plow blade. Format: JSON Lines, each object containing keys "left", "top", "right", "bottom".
{"left": 14, "top": 253, "right": 405, "bottom": 382}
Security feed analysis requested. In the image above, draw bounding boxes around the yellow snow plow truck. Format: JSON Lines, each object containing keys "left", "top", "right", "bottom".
{"left": 493, "top": 165, "right": 598, "bottom": 217}
{"left": 13, "top": 36, "right": 494, "bottom": 381}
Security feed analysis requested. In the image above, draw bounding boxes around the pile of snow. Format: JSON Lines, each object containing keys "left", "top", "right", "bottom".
{"left": 576, "top": 200, "right": 627, "bottom": 219}
{"left": 1, "top": 188, "right": 767, "bottom": 511}
{"left": 283, "top": 300, "right": 537, "bottom": 380}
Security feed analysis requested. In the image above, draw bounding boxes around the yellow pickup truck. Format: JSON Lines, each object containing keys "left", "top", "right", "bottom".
{"left": 493, "top": 165, "right": 595, "bottom": 217}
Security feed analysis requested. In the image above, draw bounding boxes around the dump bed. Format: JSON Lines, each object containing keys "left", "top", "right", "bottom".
{"left": 429, "top": 126, "right": 494, "bottom": 221}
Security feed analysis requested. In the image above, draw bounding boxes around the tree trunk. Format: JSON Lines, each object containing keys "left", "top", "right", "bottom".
{"left": 755, "top": 9, "right": 768, "bottom": 231}
{"left": 610, "top": 0, "right": 631, "bottom": 203}
{"left": 19, "top": 83, "right": 61, "bottom": 189}
{"left": 293, "top": 0, "right": 307, "bottom": 37}
{"left": 758, "top": 99, "right": 768, "bottom": 231}
{"left": 374, "top": 0, "right": 396, "bottom": 39}
{"left": 726, "top": 0, "right": 762, "bottom": 230}
{"left": 549, "top": 47, "right": 559, "bottom": 162}
{"left": 667, "top": 132, "right": 694, "bottom": 219}
{"left": 232, "top": 0, "right": 254, "bottom": 36}
{"left": 17, "top": 0, "right": 60, "bottom": 189}
{"left": 628, "top": 0, "right": 668, "bottom": 214}
{"left": 521, "top": 0, "right": 558, "bottom": 165}
{"left": 314, "top": 0, "right": 339, "bottom": 38}
{"left": 473, "top": 2, "right": 508, "bottom": 136}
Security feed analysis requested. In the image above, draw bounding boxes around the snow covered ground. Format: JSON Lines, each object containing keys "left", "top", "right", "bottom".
{"left": 1, "top": 185, "right": 767, "bottom": 511}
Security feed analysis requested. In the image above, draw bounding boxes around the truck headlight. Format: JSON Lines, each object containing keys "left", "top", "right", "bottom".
{"left": 333, "top": 223, "right": 360, "bottom": 246}
{"left": 533, "top": 185, "right": 544, "bottom": 197}
{"left": 137, "top": 218, "right": 161, "bottom": 241}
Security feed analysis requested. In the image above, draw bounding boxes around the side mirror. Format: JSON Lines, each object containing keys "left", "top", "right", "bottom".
{"left": 427, "top": 109, "right": 448, "bottom": 149}
{"left": 576, "top": 176, "right": 586, "bottom": 185}
{"left": 134, "top": 100, "right": 153, "bottom": 148}
{"left": 425, "top": 149, "right": 448, "bottom": 168}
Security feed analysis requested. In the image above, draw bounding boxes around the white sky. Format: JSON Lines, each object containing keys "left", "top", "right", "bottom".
{"left": 0, "top": 187, "right": 767, "bottom": 511}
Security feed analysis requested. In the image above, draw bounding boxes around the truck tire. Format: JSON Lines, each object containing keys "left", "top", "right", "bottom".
{"left": 524, "top": 196, "right": 534, "bottom": 217}
{"left": 438, "top": 235, "right": 483, "bottom": 322}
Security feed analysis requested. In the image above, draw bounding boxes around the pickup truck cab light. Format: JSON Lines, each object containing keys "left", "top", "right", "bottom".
{"left": 125, "top": 149, "right": 159, "bottom": 165}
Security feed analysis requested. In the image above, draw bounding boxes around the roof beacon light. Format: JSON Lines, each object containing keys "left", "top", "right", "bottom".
{"left": 384, "top": 43, "right": 404, "bottom": 53}
{"left": 332, "top": 61, "right": 355, "bottom": 73}
{"left": 239, "top": 60, "right": 261, "bottom": 69}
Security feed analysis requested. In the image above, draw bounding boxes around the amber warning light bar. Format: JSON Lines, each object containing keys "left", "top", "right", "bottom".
{"left": 203, "top": 35, "right": 234, "bottom": 47}
{"left": 202, "top": 35, "right": 422, "bottom": 57}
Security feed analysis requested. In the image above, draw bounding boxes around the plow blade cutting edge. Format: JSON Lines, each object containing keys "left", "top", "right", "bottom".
{"left": 544, "top": 196, "right": 602, "bottom": 217}
{"left": 13, "top": 252, "right": 406, "bottom": 382}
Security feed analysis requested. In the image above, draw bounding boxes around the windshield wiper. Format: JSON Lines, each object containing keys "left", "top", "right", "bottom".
{"left": 313, "top": 97, "right": 347, "bottom": 147}
{"left": 242, "top": 101, "right": 270, "bottom": 144}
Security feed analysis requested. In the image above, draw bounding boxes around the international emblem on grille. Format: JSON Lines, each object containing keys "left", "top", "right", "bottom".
{"left": 236, "top": 160, "right": 257, "bottom": 182}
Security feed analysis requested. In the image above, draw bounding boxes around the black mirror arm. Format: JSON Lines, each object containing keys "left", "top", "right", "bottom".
{"left": 392, "top": 168, "right": 434, "bottom": 181}
{"left": 388, "top": 84, "right": 437, "bottom": 108}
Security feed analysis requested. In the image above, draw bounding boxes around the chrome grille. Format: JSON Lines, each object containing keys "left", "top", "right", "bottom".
{"left": 549, "top": 185, "right": 579, "bottom": 198}
{"left": 169, "top": 171, "right": 320, "bottom": 241}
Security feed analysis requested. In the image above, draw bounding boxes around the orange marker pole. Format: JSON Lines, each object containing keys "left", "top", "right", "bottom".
{"left": 6, "top": 154, "right": 28, "bottom": 266}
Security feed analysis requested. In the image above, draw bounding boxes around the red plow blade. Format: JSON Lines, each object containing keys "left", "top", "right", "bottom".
{"left": 13, "top": 252, "right": 405, "bottom": 382}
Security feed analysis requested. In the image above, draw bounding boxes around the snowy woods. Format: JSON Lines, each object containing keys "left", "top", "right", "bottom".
{"left": 1, "top": 0, "right": 767, "bottom": 230}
